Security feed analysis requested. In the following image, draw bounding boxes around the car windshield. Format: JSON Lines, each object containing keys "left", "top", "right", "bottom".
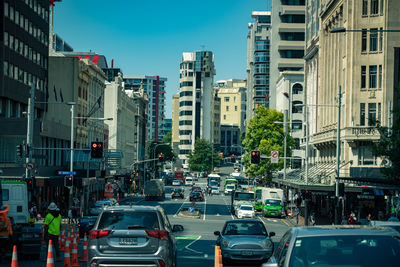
{"left": 212, "top": 187, "right": 218, "bottom": 190}
{"left": 265, "top": 199, "right": 281, "bottom": 205}
{"left": 289, "top": 235, "right": 400, "bottom": 267}
{"left": 241, "top": 206, "right": 253, "bottom": 211}
{"left": 227, "top": 185, "right": 235, "bottom": 189}
{"left": 98, "top": 211, "right": 160, "bottom": 230}
{"left": 223, "top": 222, "right": 266, "bottom": 236}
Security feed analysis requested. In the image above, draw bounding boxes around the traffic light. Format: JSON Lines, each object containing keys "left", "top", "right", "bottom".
{"left": 230, "top": 155, "right": 236, "bottom": 163}
{"left": 305, "top": 190, "right": 312, "bottom": 200}
{"left": 251, "top": 150, "right": 260, "bottom": 164}
{"left": 65, "top": 176, "right": 73, "bottom": 187}
{"left": 16, "top": 144, "right": 23, "bottom": 158}
{"left": 91, "top": 142, "right": 103, "bottom": 158}
{"left": 158, "top": 153, "right": 164, "bottom": 162}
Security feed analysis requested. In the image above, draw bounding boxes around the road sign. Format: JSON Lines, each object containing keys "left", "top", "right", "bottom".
{"left": 104, "top": 183, "right": 114, "bottom": 198}
{"left": 26, "top": 163, "right": 35, "bottom": 170}
{"left": 58, "top": 171, "right": 77, "bottom": 175}
{"left": 188, "top": 207, "right": 195, "bottom": 213}
{"left": 271, "top": 150, "right": 279, "bottom": 164}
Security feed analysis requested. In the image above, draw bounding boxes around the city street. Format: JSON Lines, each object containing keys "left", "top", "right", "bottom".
{"left": 0, "top": 166, "right": 291, "bottom": 267}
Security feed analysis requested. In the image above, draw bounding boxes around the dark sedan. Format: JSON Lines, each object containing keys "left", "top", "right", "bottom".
{"left": 171, "top": 188, "right": 184, "bottom": 199}
{"left": 189, "top": 191, "right": 204, "bottom": 202}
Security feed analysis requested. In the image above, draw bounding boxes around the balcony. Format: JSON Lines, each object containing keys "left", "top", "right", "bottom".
{"left": 343, "top": 126, "right": 381, "bottom": 147}
{"left": 312, "top": 129, "right": 337, "bottom": 146}
{"left": 277, "top": 58, "right": 304, "bottom": 69}
{"left": 280, "top": 5, "right": 305, "bottom": 15}
{"left": 278, "top": 40, "right": 305, "bottom": 50}
{"left": 279, "top": 23, "right": 305, "bottom": 33}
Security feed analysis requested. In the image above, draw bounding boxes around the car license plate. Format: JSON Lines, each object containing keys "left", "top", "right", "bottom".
{"left": 119, "top": 237, "right": 137, "bottom": 245}
{"left": 242, "top": 251, "right": 252, "bottom": 256}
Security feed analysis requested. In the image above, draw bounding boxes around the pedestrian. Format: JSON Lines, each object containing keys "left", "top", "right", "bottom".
{"left": 348, "top": 211, "right": 357, "bottom": 225}
{"left": 68, "top": 208, "right": 73, "bottom": 224}
{"left": 366, "top": 213, "right": 373, "bottom": 224}
{"left": 294, "top": 206, "right": 300, "bottom": 225}
{"left": 44, "top": 203, "right": 62, "bottom": 262}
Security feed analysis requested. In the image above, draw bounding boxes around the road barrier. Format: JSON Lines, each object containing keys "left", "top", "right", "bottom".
{"left": 214, "top": 245, "right": 223, "bottom": 267}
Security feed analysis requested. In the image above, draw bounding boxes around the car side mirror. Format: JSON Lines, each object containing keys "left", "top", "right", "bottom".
{"left": 214, "top": 231, "right": 221, "bottom": 236}
{"left": 269, "top": 232, "right": 276, "bottom": 237}
{"left": 172, "top": 225, "right": 184, "bottom": 232}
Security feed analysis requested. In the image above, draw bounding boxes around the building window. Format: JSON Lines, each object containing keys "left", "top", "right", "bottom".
{"left": 292, "top": 101, "right": 303, "bottom": 113}
{"left": 362, "top": 0, "right": 368, "bottom": 15}
{"left": 4, "top": 32, "right": 8, "bottom": 47}
{"left": 358, "top": 141, "right": 376, "bottom": 165}
{"left": 378, "top": 103, "right": 381, "bottom": 122}
{"left": 371, "top": 0, "right": 379, "bottom": 15}
{"left": 380, "top": 0, "right": 384, "bottom": 15}
{"left": 3, "top": 61, "right": 8, "bottom": 77}
{"left": 223, "top": 115, "right": 226, "bottom": 120}
{"left": 235, "top": 106, "right": 237, "bottom": 111}
{"left": 361, "top": 29, "right": 367, "bottom": 52}
{"left": 369, "top": 65, "right": 377, "bottom": 88}
{"left": 379, "top": 27, "right": 383, "bottom": 51}
{"left": 361, "top": 66, "right": 367, "bottom": 89}
{"left": 369, "top": 29, "right": 378, "bottom": 51}
{"left": 378, "top": 65, "right": 382, "bottom": 88}
{"left": 292, "top": 120, "right": 302, "bottom": 130}
{"left": 368, "top": 103, "right": 377, "bottom": 126}
{"left": 9, "top": 5, "right": 14, "bottom": 21}
{"left": 4, "top": 2, "right": 9, "bottom": 17}
{"left": 292, "top": 84, "right": 303, "bottom": 94}
{"left": 226, "top": 106, "right": 229, "bottom": 111}
{"left": 224, "top": 97, "right": 230, "bottom": 102}
{"left": 360, "top": 103, "right": 366, "bottom": 126}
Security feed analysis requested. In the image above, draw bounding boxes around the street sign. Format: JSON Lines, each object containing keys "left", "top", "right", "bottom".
{"left": 58, "top": 171, "right": 77, "bottom": 175}
{"left": 188, "top": 207, "right": 195, "bottom": 213}
{"left": 104, "top": 182, "right": 114, "bottom": 198}
{"left": 271, "top": 151, "right": 279, "bottom": 164}
{"left": 26, "top": 163, "right": 35, "bottom": 170}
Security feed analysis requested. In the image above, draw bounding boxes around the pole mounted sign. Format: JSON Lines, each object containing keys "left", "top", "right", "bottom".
{"left": 271, "top": 150, "right": 279, "bottom": 164}
{"left": 25, "top": 162, "right": 35, "bottom": 170}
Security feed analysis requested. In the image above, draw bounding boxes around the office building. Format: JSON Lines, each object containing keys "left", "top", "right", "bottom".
{"left": 178, "top": 51, "right": 216, "bottom": 168}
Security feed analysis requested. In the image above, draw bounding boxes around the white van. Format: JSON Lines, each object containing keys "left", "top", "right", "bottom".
{"left": 185, "top": 177, "right": 193, "bottom": 186}
{"left": 1, "top": 180, "right": 29, "bottom": 224}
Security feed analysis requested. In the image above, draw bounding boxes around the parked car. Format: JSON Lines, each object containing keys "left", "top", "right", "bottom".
{"left": 262, "top": 225, "right": 400, "bottom": 267}
{"left": 171, "top": 188, "right": 184, "bottom": 199}
{"left": 78, "top": 216, "right": 97, "bottom": 237}
{"left": 189, "top": 191, "right": 204, "bottom": 202}
{"left": 369, "top": 220, "right": 400, "bottom": 233}
{"left": 88, "top": 205, "right": 184, "bottom": 267}
{"left": 214, "top": 219, "right": 275, "bottom": 265}
{"left": 211, "top": 186, "right": 220, "bottom": 195}
{"left": 172, "top": 179, "right": 182, "bottom": 186}
{"left": 236, "top": 204, "right": 255, "bottom": 219}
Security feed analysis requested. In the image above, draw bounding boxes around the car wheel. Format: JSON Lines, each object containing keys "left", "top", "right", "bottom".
{"left": 222, "top": 257, "right": 230, "bottom": 265}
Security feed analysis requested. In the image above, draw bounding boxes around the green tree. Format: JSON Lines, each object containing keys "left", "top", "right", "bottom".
{"left": 147, "top": 140, "right": 174, "bottom": 162}
{"left": 242, "top": 106, "right": 294, "bottom": 181}
{"left": 373, "top": 87, "right": 400, "bottom": 183}
{"left": 188, "top": 138, "right": 220, "bottom": 173}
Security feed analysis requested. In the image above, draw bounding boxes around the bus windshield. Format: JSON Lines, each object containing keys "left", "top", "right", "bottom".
{"left": 255, "top": 189, "right": 262, "bottom": 200}
{"left": 234, "top": 192, "right": 255, "bottom": 201}
{"left": 225, "top": 179, "right": 238, "bottom": 187}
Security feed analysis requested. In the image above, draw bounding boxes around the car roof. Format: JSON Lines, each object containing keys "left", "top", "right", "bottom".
{"left": 102, "top": 205, "right": 161, "bottom": 212}
{"left": 291, "top": 225, "right": 400, "bottom": 237}
{"left": 225, "top": 219, "right": 261, "bottom": 224}
{"left": 369, "top": 220, "right": 400, "bottom": 226}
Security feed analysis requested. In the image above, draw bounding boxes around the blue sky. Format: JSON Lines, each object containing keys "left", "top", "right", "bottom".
{"left": 54, "top": 0, "right": 271, "bottom": 117}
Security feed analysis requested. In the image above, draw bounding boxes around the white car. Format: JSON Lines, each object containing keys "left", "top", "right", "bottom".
{"left": 185, "top": 177, "right": 194, "bottom": 186}
{"left": 236, "top": 204, "right": 255, "bottom": 219}
{"left": 224, "top": 184, "right": 236, "bottom": 195}
{"left": 211, "top": 186, "right": 220, "bottom": 195}
{"left": 172, "top": 179, "right": 182, "bottom": 186}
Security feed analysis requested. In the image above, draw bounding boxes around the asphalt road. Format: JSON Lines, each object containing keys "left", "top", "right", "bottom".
{"left": 0, "top": 165, "right": 291, "bottom": 267}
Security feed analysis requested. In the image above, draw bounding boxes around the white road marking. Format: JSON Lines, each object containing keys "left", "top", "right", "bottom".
{"left": 203, "top": 197, "right": 207, "bottom": 220}
{"left": 173, "top": 197, "right": 190, "bottom": 217}
{"left": 185, "top": 235, "right": 203, "bottom": 254}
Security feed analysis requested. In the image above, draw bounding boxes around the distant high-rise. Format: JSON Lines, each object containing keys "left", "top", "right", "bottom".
{"left": 124, "top": 76, "right": 167, "bottom": 141}
{"left": 178, "top": 51, "right": 216, "bottom": 168}
{"left": 246, "top": 11, "right": 271, "bottom": 127}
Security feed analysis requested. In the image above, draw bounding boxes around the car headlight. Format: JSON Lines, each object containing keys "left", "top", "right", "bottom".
{"left": 265, "top": 239, "right": 273, "bottom": 249}
{"left": 222, "top": 239, "right": 229, "bottom": 247}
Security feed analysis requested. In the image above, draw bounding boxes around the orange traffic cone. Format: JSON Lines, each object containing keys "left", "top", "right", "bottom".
{"left": 46, "top": 240, "right": 55, "bottom": 267}
{"left": 80, "top": 233, "right": 87, "bottom": 262}
{"left": 59, "top": 228, "right": 65, "bottom": 251}
{"left": 70, "top": 237, "right": 80, "bottom": 267}
{"left": 11, "top": 245, "right": 18, "bottom": 267}
{"left": 63, "top": 244, "right": 71, "bottom": 267}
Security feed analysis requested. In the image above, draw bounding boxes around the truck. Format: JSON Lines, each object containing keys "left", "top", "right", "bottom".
{"left": 174, "top": 171, "right": 185, "bottom": 184}
{"left": 0, "top": 180, "right": 29, "bottom": 224}
{"left": 260, "top": 188, "right": 286, "bottom": 217}
{"left": 207, "top": 173, "right": 221, "bottom": 186}
{"left": 230, "top": 190, "right": 255, "bottom": 215}
{"left": 144, "top": 179, "right": 165, "bottom": 201}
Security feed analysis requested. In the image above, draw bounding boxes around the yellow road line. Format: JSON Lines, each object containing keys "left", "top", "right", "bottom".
{"left": 281, "top": 218, "right": 291, "bottom": 227}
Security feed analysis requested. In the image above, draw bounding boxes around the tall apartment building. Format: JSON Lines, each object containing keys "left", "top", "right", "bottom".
{"left": 246, "top": 11, "right": 271, "bottom": 126}
{"left": 1, "top": 0, "right": 49, "bottom": 175}
{"left": 171, "top": 93, "right": 180, "bottom": 168}
{"left": 216, "top": 79, "right": 247, "bottom": 132}
{"left": 314, "top": 0, "right": 400, "bottom": 182}
{"left": 178, "top": 51, "right": 216, "bottom": 168}
{"left": 270, "top": 0, "right": 305, "bottom": 110}
{"left": 123, "top": 76, "right": 167, "bottom": 141}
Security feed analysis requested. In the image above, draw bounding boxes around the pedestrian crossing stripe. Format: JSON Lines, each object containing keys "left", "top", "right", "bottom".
{"left": 176, "top": 235, "right": 200, "bottom": 240}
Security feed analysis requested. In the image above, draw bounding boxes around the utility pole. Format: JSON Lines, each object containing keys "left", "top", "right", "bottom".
{"left": 69, "top": 104, "right": 75, "bottom": 209}
{"left": 335, "top": 85, "right": 342, "bottom": 224}
{"left": 25, "top": 83, "right": 35, "bottom": 181}
{"left": 304, "top": 105, "right": 310, "bottom": 226}
{"left": 283, "top": 110, "right": 288, "bottom": 180}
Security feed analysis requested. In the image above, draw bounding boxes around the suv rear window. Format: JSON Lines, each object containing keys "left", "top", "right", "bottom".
{"left": 98, "top": 211, "right": 160, "bottom": 230}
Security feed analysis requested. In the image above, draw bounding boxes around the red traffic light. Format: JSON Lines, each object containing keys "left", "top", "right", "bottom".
{"left": 252, "top": 151, "right": 256, "bottom": 156}
{"left": 92, "top": 143, "right": 97, "bottom": 148}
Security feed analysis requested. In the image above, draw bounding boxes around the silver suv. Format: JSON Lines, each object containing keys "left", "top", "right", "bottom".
{"left": 88, "top": 205, "right": 184, "bottom": 267}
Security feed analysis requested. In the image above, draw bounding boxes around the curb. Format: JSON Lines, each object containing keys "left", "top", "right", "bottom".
{"left": 177, "top": 211, "right": 201, "bottom": 219}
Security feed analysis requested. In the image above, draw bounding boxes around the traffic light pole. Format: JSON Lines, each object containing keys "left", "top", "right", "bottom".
{"left": 283, "top": 110, "right": 288, "bottom": 181}
{"left": 69, "top": 104, "right": 75, "bottom": 209}
{"left": 25, "top": 84, "right": 35, "bottom": 203}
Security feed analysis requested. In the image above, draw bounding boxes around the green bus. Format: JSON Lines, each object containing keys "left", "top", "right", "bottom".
{"left": 253, "top": 187, "right": 264, "bottom": 211}
{"left": 224, "top": 178, "right": 238, "bottom": 188}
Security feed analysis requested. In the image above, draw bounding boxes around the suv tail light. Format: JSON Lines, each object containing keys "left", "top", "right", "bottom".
{"left": 145, "top": 230, "right": 169, "bottom": 240}
{"left": 158, "top": 259, "right": 166, "bottom": 267}
{"left": 90, "top": 230, "right": 112, "bottom": 240}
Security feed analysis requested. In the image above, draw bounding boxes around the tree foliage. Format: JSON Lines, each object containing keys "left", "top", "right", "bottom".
{"left": 373, "top": 88, "right": 400, "bottom": 182}
{"left": 188, "top": 138, "right": 220, "bottom": 173}
{"left": 242, "top": 106, "right": 294, "bottom": 180}
{"left": 147, "top": 139, "right": 175, "bottom": 163}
